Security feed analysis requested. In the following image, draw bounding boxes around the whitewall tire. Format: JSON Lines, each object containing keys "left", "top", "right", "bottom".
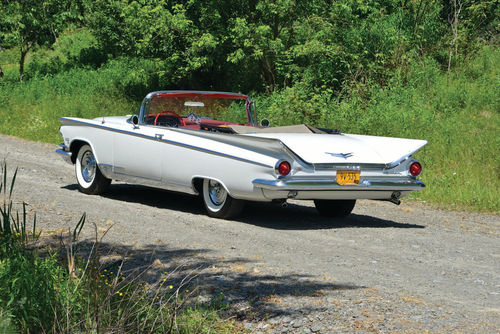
{"left": 202, "top": 179, "right": 244, "bottom": 219}
{"left": 75, "top": 144, "right": 111, "bottom": 195}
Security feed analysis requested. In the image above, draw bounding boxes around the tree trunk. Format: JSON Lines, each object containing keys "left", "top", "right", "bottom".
{"left": 19, "top": 48, "right": 27, "bottom": 82}
{"left": 447, "top": 0, "right": 463, "bottom": 82}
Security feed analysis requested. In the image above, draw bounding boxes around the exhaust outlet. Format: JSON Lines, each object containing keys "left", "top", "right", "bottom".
{"left": 389, "top": 191, "right": 401, "bottom": 205}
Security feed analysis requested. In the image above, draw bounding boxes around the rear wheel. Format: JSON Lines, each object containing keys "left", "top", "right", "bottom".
{"left": 202, "top": 179, "right": 244, "bottom": 219}
{"left": 314, "top": 199, "right": 356, "bottom": 218}
{"left": 75, "top": 144, "right": 111, "bottom": 195}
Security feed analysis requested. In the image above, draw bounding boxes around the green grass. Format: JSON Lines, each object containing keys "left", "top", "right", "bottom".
{"left": 0, "top": 43, "right": 498, "bottom": 213}
{"left": 0, "top": 63, "right": 140, "bottom": 142}
{"left": 0, "top": 164, "right": 238, "bottom": 333}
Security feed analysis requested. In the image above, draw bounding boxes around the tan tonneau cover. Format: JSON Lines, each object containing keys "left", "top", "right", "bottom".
{"left": 229, "top": 124, "right": 325, "bottom": 134}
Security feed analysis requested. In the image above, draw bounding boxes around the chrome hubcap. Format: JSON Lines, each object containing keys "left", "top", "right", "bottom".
{"left": 208, "top": 180, "right": 227, "bottom": 206}
{"left": 81, "top": 151, "right": 96, "bottom": 183}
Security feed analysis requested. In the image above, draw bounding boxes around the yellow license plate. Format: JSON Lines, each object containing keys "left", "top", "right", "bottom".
{"left": 336, "top": 170, "right": 360, "bottom": 185}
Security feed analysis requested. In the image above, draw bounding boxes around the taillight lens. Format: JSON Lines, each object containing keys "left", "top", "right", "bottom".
{"left": 277, "top": 161, "right": 291, "bottom": 176}
{"left": 409, "top": 162, "right": 422, "bottom": 176}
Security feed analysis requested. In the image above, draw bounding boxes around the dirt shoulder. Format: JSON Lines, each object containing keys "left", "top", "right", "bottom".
{"left": 1, "top": 134, "right": 499, "bottom": 333}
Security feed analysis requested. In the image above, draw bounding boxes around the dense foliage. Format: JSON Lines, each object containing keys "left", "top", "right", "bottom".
{"left": 0, "top": 0, "right": 499, "bottom": 213}
{"left": 2, "top": 0, "right": 498, "bottom": 90}
{"left": 79, "top": 0, "right": 498, "bottom": 93}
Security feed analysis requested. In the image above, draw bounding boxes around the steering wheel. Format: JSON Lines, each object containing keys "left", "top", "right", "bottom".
{"left": 154, "top": 111, "right": 185, "bottom": 127}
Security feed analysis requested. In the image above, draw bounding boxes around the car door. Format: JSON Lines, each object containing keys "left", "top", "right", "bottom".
{"left": 112, "top": 123, "right": 163, "bottom": 182}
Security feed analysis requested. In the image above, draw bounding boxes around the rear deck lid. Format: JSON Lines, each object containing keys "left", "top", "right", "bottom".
{"left": 247, "top": 132, "right": 427, "bottom": 165}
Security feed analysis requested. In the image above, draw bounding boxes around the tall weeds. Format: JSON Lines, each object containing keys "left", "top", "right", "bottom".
{"left": 0, "top": 164, "right": 236, "bottom": 333}
{"left": 0, "top": 163, "right": 60, "bottom": 332}
{"left": 1, "top": 163, "right": 42, "bottom": 254}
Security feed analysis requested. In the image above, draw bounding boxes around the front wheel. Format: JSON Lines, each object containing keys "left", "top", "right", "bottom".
{"left": 314, "top": 199, "right": 356, "bottom": 218}
{"left": 75, "top": 144, "right": 111, "bottom": 195}
{"left": 202, "top": 179, "right": 244, "bottom": 219}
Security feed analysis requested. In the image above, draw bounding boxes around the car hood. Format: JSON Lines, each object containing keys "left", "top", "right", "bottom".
{"left": 246, "top": 132, "right": 427, "bottom": 165}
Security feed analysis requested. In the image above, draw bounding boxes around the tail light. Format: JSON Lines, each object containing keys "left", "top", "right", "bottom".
{"left": 277, "top": 161, "right": 291, "bottom": 176}
{"left": 409, "top": 162, "right": 422, "bottom": 177}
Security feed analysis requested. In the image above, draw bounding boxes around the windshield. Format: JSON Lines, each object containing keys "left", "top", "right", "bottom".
{"left": 140, "top": 91, "right": 255, "bottom": 127}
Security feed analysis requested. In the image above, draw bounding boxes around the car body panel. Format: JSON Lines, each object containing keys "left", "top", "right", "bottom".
{"left": 58, "top": 90, "right": 427, "bottom": 207}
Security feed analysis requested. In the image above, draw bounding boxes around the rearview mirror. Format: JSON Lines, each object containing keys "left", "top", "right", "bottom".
{"left": 128, "top": 114, "right": 139, "bottom": 126}
{"left": 184, "top": 101, "right": 205, "bottom": 107}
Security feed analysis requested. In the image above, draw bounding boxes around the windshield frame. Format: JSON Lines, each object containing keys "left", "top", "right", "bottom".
{"left": 139, "top": 90, "right": 256, "bottom": 126}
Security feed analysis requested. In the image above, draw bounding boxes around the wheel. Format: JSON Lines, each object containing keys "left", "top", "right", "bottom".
{"left": 314, "top": 199, "right": 356, "bottom": 218}
{"left": 202, "top": 179, "right": 244, "bottom": 219}
{"left": 75, "top": 144, "right": 111, "bottom": 195}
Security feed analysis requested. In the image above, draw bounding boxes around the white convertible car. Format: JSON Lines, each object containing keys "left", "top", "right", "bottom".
{"left": 57, "top": 90, "right": 426, "bottom": 219}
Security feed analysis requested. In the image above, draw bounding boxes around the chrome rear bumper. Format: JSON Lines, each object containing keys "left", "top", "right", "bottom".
{"left": 252, "top": 178, "right": 425, "bottom": 192}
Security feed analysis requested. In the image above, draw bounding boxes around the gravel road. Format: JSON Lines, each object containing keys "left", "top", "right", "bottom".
{"left": 1, "top": 134, "right": 499, "bottom": 333}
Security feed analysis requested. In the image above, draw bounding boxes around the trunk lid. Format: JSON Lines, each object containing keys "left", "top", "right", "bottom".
{"left": 247, "top": 132, "right": 427, "bottom": 165}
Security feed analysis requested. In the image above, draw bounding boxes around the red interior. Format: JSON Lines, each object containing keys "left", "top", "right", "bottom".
{"left": 146, "top": 113, "right": 250, "bottom": 130}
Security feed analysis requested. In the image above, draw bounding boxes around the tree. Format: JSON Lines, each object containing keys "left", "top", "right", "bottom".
{"left": 0, "top": 0, "right": 72, "bottom": 81}
{"left": 447, "top": 0, "right": 463, "bottom": 76}
{"left": 0, "top": 47, "right": 4, "bottom": 79}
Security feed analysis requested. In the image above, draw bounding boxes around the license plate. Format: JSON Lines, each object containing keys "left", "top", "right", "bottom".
{"left": 336, "top": 170, "right": 360, "bottom": 185}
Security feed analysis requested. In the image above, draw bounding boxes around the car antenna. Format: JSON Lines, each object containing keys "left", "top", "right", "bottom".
{"left": 102, "top": 106, "right": 106, "bottom": 124}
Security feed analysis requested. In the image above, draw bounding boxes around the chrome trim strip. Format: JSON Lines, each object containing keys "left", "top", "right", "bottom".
{"left": 97, "top": 163, "right": 114, "bottom": 179}
{"left": 313, "top": 162, "right": 386, "bottom": 170}
{"left": 252, "top": 178, "right": 425, "bottom": 191}
{"left": 61, "top": 118, "right": 271, "bottom": 168}
{"left": 385, "top": 153, "right": 422, "bottom": 169}
{"left": 113, "top": 171, "right": 162, "bottom": 183}
{"left": 325, "top": 152, "right": 353, "bottom": 159}
{"left": 97, "top": 163, "right": 196, "bottom": 195}
{"left": 145, "top": 90, "right": 249, "bottom": 100}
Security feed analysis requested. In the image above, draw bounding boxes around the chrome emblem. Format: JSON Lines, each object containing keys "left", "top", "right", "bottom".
{"left": 325, "top": 152, "right": 353, "bottom": 159}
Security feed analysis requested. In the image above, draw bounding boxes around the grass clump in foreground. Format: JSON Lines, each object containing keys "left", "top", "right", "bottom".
{"left": 0, "top": 163, "right": 238, "bottom": 333}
